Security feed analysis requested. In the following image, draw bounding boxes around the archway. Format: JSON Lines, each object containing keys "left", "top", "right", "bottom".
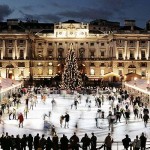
{"left": 6, "top": 64, "right": 14, "bottom": 79}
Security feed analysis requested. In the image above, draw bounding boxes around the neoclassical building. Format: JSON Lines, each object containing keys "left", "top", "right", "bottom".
{"left": 0, "top": 19, "right": 150, "bottom": 85}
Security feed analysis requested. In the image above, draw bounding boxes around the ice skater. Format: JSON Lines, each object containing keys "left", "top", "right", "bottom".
{"left": 18, "top": 113, "right": 24, "bottom": 128}
{"left": 64, "top": 112, "right": 70, "bottom": 128}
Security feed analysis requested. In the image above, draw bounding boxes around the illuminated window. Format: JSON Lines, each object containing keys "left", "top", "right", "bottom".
{"left": 49, "top": 62, "right": 52, "bottom": 66}
{"left": 90, "top": 68, "right": 95, "bottom": 75}
{"left": 101, "top": 70, "right": 104, "bottom": 76}
{"left": 38, "top": 68, "right": 42, "bottom": 75}
{"left": 49, "top": 69, "right": 53, "bottom": 75}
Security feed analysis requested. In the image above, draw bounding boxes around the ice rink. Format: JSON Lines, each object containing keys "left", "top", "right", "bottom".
{"left": 0, "top": 92, "right": 150, "bottom": 145}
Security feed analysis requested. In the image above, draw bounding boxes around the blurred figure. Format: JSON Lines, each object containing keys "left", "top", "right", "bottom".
{"left": 91, "top": 133, "right": 97, "bottom": 150}
{"left": 122, "top": 134, "right": 131, "bottom": 150}
{"left": 104, "top": 133, "right": 113, "bottom": 150}
{"left": 140, "top": 132, "right": 147, "bottom": 150}
{"left": 18, "top": 113, "right": 24, "bottom": 128}
{"left": 70, "top": 132, "right": 80, "bottom": 150}
{"left": 60, "top": 134, "right": 69, "bottom": 150}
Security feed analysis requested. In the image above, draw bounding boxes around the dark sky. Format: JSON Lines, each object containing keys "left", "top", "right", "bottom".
{"left": 0, "top": 0, "right": 150, "bottom": 28}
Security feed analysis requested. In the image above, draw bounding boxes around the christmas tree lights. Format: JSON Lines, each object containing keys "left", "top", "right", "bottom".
{"left": 61, "top": 44, "right": 82, "bottom": 90}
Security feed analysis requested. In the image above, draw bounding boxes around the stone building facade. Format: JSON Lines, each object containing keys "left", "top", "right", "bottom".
{"left": 0, "top": 19, "right": 149, "bottom": 84}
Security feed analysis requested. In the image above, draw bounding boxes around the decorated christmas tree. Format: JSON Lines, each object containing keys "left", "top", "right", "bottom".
{"left": 61, "top": 44, "right": 82, "bottom": 90}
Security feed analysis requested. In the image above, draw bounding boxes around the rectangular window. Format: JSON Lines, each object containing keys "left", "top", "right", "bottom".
{"left": 38, "top": 43, "right": 42, "bottom": 46}
{"left": 9, "top": 49, "right": 12, "bottom": 53}
{"left": 118, "top": 63, "right": 123, "bottom": 67}
{"left": 80, "top": 43, "right": 84, "bottom": 45}
{"left": 118, "top": 70, "right": 122, "bottom": 75}
{"left": 118, "top": 51, "right": 122, "bottom": 58}
{"left": 90, "top": 52, "right": 95, "bottom": 58}
{"left": 20, "top": 40, "right": 24, "bottom": 44}
{"left": 49, "top": 43, "right": 52, "bottom": 46}
{"left": 101, "top": 69, "right": 104, "bottom": 76}
{"left": 141, "top": 51, "right": 145, "bottom": 58}
{"left": 90, "top": 43, "right": 94, "bottom": 46}
{"left": 101, "top": 43, "right": 104, "bottom": 46}
{"left": 101, "top": 63, "right": 105, "bottom": 66}
{"left": 141, "top": 71, "right": 146, "bottom": 77}
{"left": 49, "top": 69, "right": 53, "bottom": 75}
{"left": 101, "top": 51, "right": 104, "bottom": 56}
{"left": 9, "top": 40, "right": 12, "bottom": 43}
{"left": 90, "top": 68, "right": 95, "bottom": 75}
{"left": 130, "top": 51, "right": 134, "bottom": 59}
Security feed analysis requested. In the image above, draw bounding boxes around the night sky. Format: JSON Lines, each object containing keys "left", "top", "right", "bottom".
{"left": 0, "top": 0, "right": 150, "bottom": 28}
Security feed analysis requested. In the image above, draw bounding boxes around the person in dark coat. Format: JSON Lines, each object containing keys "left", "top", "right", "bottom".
{"left": 122, "top": 134, "right": 131, "bottom": 150}
{"left": 27, "top": 134, "right": 33, "bottom": 150}
{"left": 46, "top": 137, "right": 53, "bottom": 150}
{"left": 38, "top": 134, "right": 46, "bottom": 150}
{"left": 143, "top": 113, "right": 149, "bottom": 127}
{"left": 81, "top": 133, "right": 90, "bottom": 150}
{"left": 21, "top": 134, "right": 27, "bottom": 150}
{"left": 104, "top": 133, "right": 113, "bottom": 150}
{"left": 34, "top": 133, "right": 40, "bottom": 150}
{"left": 64, "top": 112, "right": 70, "bottom": 128}
{"left": 10, "top": 135, "right": 16, "bottom": 150}
{"left": 140, "top": 132, "right": 147, "bottom": 150}
{"left": 52, "top": 132, "right": 59, "bottom": 150}
{"left": 91, "top": 133, "right": 97, "bottom": 150}
{"left": 70, "top": 132, "right": 80, "bottom": 150}
{"left": 60, "top": 134, "right": 69, "bottom": 150}
{"left": 15, "top": 134, "right": 21, "bottom": 150}
{"left": 0, "top": 134, "right": 5, "bottom": 150}
{"left": 3, "top": 134, "right": 11, "bottom": 150}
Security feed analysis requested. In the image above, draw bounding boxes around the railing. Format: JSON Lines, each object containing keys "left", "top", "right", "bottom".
{"left": 71, "top": 141, "right": 150, "bottom": 150}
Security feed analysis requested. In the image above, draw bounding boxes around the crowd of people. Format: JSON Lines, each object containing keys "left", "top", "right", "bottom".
{"left": 0, "top": 85, "right": 150, "bottom": 150}
{"left": 0, "top": 131, "right": 148, "bottom": 150}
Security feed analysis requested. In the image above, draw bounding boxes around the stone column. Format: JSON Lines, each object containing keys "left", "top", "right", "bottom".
{"left": 14, "top": 40, "right": 19, "bottom": 59}
{"left": 54, "top": 42, "right": 58, "bottom": 58}
{"left": 124, "top": 40, "right": 128, "bottom": 60}
{"left": 2, "top": 40, "right": 5, "bottom": 59}
{"left": 64, "top": 42, "right": 67, "bottom": 57}
{"left": 148, "top": 41, "right": 150, "bottom": 60}
{"left": 13, "top": 40, "right": 17, "bottom": 59}
{"left": 113, "top": 40, "right": 116, "bottom": 59}
{"left": 136, "top": 40, "right": 139, "bottom": 59}
{"left": 85, "top": 42, "right": 89, "bottom": 58}
{"left": 24, "top": 40, "right": 28, "bottom": 59}
{"left": 95, "top": 42, "right": 99, "bottom": 59}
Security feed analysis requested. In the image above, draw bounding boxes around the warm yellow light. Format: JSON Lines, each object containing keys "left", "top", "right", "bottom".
{"left": 134, "top": 77, "right": 137, "bottom": 81}
{"left": 49, "top": 62, "right": 52, "bottom": 66}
